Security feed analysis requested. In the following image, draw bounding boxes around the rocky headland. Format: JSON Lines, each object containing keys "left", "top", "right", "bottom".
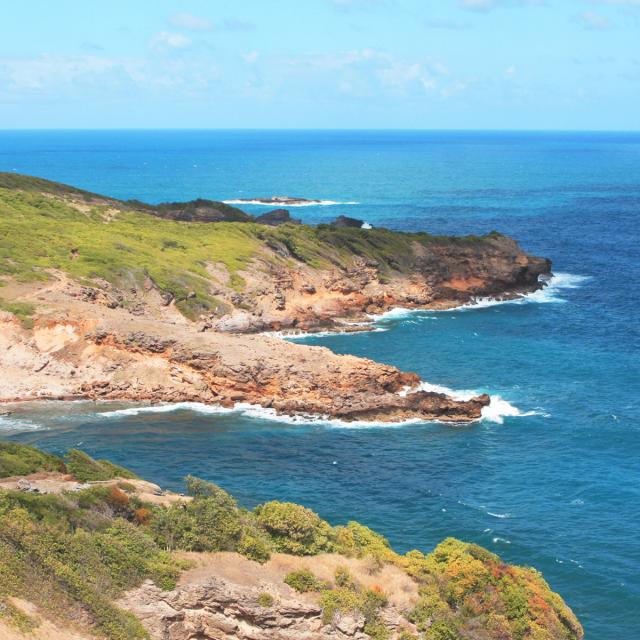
{"left": 0, "top": 173, "right": 551, "bottom": 422}
{"left": 0, "top": 442, "right": 584, "bottom": 640}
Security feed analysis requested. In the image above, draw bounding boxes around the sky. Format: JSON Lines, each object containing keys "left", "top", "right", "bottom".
{"left": 0, "top": 0, "right": 638, "bottom": 130}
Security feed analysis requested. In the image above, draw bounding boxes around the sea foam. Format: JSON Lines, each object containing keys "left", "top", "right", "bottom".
{"left": 0, "top": 415, "right": 47, "bottom": 432}
{"left": 222, "top": 199, "right": 359, "bottom": 207}
{"left": 369, "top": 272, "right": 590, "bottom": 322}
{"left": 408, "top": 381, "right": 540, "bottom": 425}
{"left": 97, "top": 401, "right": 424, "bottom": 429}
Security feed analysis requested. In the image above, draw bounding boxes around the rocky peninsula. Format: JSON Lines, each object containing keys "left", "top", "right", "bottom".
{"left": 0, "top": 173, "right": 551, "bottom": 422}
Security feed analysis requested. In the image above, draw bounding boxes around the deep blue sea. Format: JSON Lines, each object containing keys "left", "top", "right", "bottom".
{"left": 1, "top": 130, "right": 639, "bottom": 639}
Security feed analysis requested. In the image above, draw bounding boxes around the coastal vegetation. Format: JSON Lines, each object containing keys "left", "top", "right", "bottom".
{"left": 0, "top": 173, "right": 505, "bottom": 320}
{"left": 0, "top": 441, "right": 583, "bottom": 640}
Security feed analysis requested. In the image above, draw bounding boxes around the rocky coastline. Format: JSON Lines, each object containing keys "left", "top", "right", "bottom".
{"left": 0, "top": 173, "right": 551, "bottom": 423}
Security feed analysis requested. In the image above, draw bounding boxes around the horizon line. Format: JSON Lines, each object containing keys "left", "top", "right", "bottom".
{"left": 1, "top": 127, "right": 639, "bottom": 134}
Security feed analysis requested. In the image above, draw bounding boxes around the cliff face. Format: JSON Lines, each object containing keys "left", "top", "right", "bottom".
{"left": 0, "top": 311, "right": 489, "bottom": 422}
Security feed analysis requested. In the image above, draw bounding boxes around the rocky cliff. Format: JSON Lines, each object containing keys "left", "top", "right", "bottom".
{"left": 0, "top": 173, "right": 550, "bottom": 422}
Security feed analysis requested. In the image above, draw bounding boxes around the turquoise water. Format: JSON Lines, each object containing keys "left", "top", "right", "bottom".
{"left": 1, "top": 130, "right": 639, "bottom": 639}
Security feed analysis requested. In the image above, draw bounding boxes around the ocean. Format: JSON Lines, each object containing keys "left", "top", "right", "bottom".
{"left": 1, "top": 130, "right": 639, "bottom": 639}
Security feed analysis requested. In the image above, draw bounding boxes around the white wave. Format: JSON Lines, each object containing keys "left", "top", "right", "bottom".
{"left": 368, "top": 272, "right": 590, "bottom": 325}
{"left": 492, "top": 537, "right": 512, "bottom": 544}
{"left": 459, "top": 272, "right": 591, "bottom": 310}
{"left": 97, "top": 400, "right": 425, "bottom": 429}
{"left": 98, "top": 402, "right": 236, "bottom": 418}
{"left": 222, "top": 199, "right": 359, "bottom": 207}
{"left": 0, "top": 415, "right": 48, "bottom": 432}
{"left": 410, "top": 381, "right": 540, "bottom": 425}
{"left": 368, "top": 307, "right": 423, "bottom": 322}
{"left": 263, "top": 327, "right": 387, "bottom": 341}
{"left": 488, "top": 511, "right": 512, "bottom": 519}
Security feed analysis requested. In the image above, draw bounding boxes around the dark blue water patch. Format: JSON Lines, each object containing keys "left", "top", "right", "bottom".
{"left": 1, "top": 130, "right": 639, "bottom": 639}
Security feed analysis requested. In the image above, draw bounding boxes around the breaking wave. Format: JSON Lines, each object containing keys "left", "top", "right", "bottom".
{"left": 97, "top": 401, "right": 427, "bottom": 429}
{"left": 222, "top": 199, "right": 359, "bottom": 207}
{"left": 408, "top": 381, "right": 541, "bottom": 425}
{"left": 458, "top": 272, "right": 591, "bottom": 309}
{"left": 369, "top": 273, "right": 590, "bottom": 324}
{"left": 0, "top": 415, "right": 48, "bottom": 432}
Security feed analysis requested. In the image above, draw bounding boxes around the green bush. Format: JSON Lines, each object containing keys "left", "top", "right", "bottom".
{"left": 237, "top": 533, "right": 272, "bottom": 564}
{"left": 257, "top": 592, "right": 274, "bottom": 607}
{"left": 254, "top": 501, "right": 334, "bottom": 555}
{"left": 152, "top": 478, "right": 242, "bottom": 552}
{"left": 364, "top": 620, "right": 392, "bottom": 640}
{"left": 0, "top": 442, "right": 65, "bottom": 478}
{"left": 65, "top": 449, "right": 138, "bottom": 482}
{"left": 319, "top": 582, "right": 388, "bottom": 628}
{"left": 334, "top": 565, "right": 356, "bottom": 589}
{"left": 425, "top": 619, "right": 462, "bottom": 640}
{"left": 334, "top": 521, "right": 394, "bottom": 563}
{"left": 284, "top": 569, "right": 327, "bottom": 593}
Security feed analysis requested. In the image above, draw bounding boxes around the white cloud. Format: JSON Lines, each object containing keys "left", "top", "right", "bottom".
{"left": 169, "top": 12, "right": 213, "bottom": 32}
{"left": 504, "top": 65, "right": 518, "bottom": 78}
{"left": 588, "top": 0, "right": 640, "bottom": 5}
{"left": 242, "top": 51, "right": 260, "bottom": 64}
{"left": 579, "top": 10, "right": 614, "bottom": 29}
{"left": 0, "top": 55, "right": 120, "bottom": 90}
{"left": 459, "top": 0, "right": 545, "bottom": 12}
{"left": 222, "top": 18, "right": 255, "bottom": 31}
{"left": 327, "top": 0, "right": 386, "bottom": 9}
{"left": 150, "top": 32, "right": 191, "bottom": 51}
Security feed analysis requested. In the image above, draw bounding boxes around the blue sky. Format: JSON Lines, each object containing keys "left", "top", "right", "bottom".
{"left": 1, "top": 0, "right": 638, "bottom": 129}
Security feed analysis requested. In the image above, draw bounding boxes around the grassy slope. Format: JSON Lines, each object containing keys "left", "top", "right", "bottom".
{"left": 0, "top": 173, "right": 501, "bottom": 320}
{"left": 0, "top": 442, "right": 582, "bottom": 640}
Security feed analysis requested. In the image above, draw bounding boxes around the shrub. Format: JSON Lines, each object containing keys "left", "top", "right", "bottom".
{"left": 106, "top": 487, "right": 130, "bottom": 509}
{"left": 334, "top": 521, "right": 395, "bottom": 564}
{"left": 237, "top": 533, "right": 271, "bottom": 564}
{"left": 254, "top": 501, "right": 334, "bottom": 555}
{"left": 334, "top": 565, "right": 356, "bottom": 588}
{"left": 364, "top": 619, "right": 391, "bottom": 640}
{"left": 151, "top": 479, "right": 242, "bottom": 553}
{"left": 320, "top": 585, "right": 387, "bottom": 628}
{"left": 425, "top": 619, "right": 462, "bottom": 640}
{"left": 133, "top": 508, "right": 152, "bottom": 526}
{"left": 257, "top": 592, "right": 274, "bottom": 608}
{"left": 320, "top": 587, "right": 362, "bottom": 625}
{"left": 0, "top": 442, "right": 65, "bottom": 478}
{"left": 65, "top": 450, "right": 137, "bottom": 482}
{"left": 284, "top": 569, "right": 327, "bottom": 593}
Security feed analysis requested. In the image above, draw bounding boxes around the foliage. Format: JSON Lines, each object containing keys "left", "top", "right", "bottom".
{"left": 65, "top": 449, "right": 138, "bottom": 482}
{"left": 284, "top": 569, "right": 328, "bottom": 593}
{"left": 334, "top": 565, "right": 357, "bottom": 589}
{"left": 0, "top": 297, "right": 35, "bottom": 328}
{"left": 0, "top": 441, "right": 65, "bottom": 478}
{"left": 254, "top": 501, "right": 334, "bottom": 555}
{"left": 0, "top": 444, "right": 583, "bottom": 640}
{"left": 257, "top": 592, "right": 274, "bottom": 607}
{"left": 405, "top": 538, "right": 583, "bottom": 640}
{"left": 151, "top": 477, "right": 243, "bottom": 554}
{"left": 334, "top": 520, "right": 396, "bottom": 565}
{"left": 364, "top": 619, "right": 392, "bottom": 640}
{"left": 0, "top": 175, "right": 502, "bottom": 320}
{"left": 320, "top": 584, "right": 388, "bottom": 628}
{"left": 0, "top": 497, "right": 166, "bottom": 639}
{"left": 237, "top": 531, "right": 272, "bottom": 564}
